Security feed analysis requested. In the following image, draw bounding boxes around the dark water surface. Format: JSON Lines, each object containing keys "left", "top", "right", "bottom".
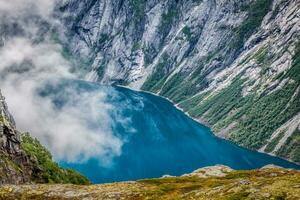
{"left": 41, "top": 79, "right": 300, "bottom": 183}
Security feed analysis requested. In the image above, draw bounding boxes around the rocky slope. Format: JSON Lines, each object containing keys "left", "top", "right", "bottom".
{"left": 0, "top": 90, "right": 89, "bottom": 185}
{"left": 0, "top": 165, "right": 299, "bottom": 200}
{"left": 0, "top": 90, "right": 35, "bottom": 184}
{"left": 57, "top": 0, "right": 300, "bottom": 164}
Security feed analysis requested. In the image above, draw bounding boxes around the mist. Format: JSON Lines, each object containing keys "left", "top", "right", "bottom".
{"left": 0, "top": 0, "right": 126, "bottom": 164}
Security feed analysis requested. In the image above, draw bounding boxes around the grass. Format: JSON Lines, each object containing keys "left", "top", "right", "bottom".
{"left": 135, "top": 168, "right": 300, "bottom": 199}
{"left": 0, "top": 167, "right": 299, "bottom": 199}
{"left": 21, "top": 133, "right": 90, "bottom": 185}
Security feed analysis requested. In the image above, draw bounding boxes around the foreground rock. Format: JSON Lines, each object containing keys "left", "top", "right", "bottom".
{"left": 0, "top": 165, "right": 299, "bottom": 200}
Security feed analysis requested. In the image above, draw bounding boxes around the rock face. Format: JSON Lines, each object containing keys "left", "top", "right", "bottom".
{"left": 0, "top": 90, "right": 35, "bottom": 184}
{"left": 57, "top": 0, "right": 300, "bottom": 164}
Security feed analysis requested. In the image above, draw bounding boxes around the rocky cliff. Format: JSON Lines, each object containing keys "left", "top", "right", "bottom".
{"left": 57, "top": 0, "right": 300, "bottom": 164}
{"left": 0, "top": 90, "right": 36, "bottom": 184}
{"left": 0, "top": 90, "right": 89, "bottom": 185}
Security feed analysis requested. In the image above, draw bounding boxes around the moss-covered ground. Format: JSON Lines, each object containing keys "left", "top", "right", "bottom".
{"left": 0, "top": 166, "right": 299, "bottom": 200}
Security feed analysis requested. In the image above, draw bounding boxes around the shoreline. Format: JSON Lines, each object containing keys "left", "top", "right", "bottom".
{"left": 116, "top": 84, "right": 300, "bottom": 167}
{"left": 116, "top": 85, "right": 209, "bottom": 126}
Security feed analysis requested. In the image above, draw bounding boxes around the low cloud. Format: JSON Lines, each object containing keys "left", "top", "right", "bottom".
{"left": 0, "top": 0, "right": 55, "bottom": 18}
{"left": 0, "top": 0, "right": 127, "bottom": 164}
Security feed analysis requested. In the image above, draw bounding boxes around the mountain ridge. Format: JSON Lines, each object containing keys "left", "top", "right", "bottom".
{"left": 57, "top": 0, "right": 300, "bottom": 164}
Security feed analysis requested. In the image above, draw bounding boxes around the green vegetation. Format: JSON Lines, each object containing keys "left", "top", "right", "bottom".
{"left": 189, "top": 78, "right": 245, "bottom": 124}
{"left": 182, "top": 26, "right": 193, "bottom": 41}
{"left": 131, "top": 42, "right": 141, "bottom": 52}
{"left": 148, "top": 43, "right": 300, "bottom": 161}
{"left": 142, "top": 44, "right": 156, "bottom": 67}
{"left": 97, "top": 64, "right": 106, "bottom": 81}
{"left": 166, "top": 78, "right": 207, "bottom": 103}
{"left": 0, "top": 116, "right": 11, "bottom": 127}
{"left": 159, "top": 48, "right": 223, "bottom": 102}
{"left": 0, "top": 154, "right": 22, "bottom": 176}
{"left": 129, "top": 0, "right": 146, "bottom": 19}
{"left": 142, "top": 53, "right": 170, "bottom": 92}
{"left": 160, "top": 73, "right": 185, "bottom": 97}
{"left": 283, "top": 43, "right": 300, "bottom": 83}
{"left": 254, "top": 46, "right": 268, "bottom": 64}
{"left": 231, "top": 0, "right": 273, "bottom": 50}
{"left": 98, "top": 34, "right": 109, "bottom": 45}
{"left": 168, "top": 42, "right": 300, "bottom": 153}
{"left": 175, "top": 71, "right": 299, "bottom": 151}
{"left": 179, "top": 92, "right": 210, "bottom": 112}
{"left": 21, "top": 133, "right": 90, "bottom": 185}
{"left": 107, "top": 168, "right": 299, "bottom": 199}
{"left": 264, "top": 131, "right": 285, "bottom": 153}
{"left": 158, "top": 6, "right": 179, "bottom": 47}
{"left": 277, "top": 128, "right": 300, "bottom": 163}
{"left": 232, "top": 83, "right": 300, "bottom": 149}
{"left": 161, "top": 9, "right": 178, "bottom": 29}
{"left": 192, "top": 0, "right": 203, "bottom": 4}
{"left": 0, "top": 167, "right": 299, "bottom": 199}
{"left": 160, "top": 69, "right": 208, "bottom": 103}
{"left": 0, "top": 116, "right": 4, "bottom": 124}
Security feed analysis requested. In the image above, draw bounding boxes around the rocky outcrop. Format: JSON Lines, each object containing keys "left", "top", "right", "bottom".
{"left": 0, "top": 91, "right": 89, "bottom": 185}
{"left": 182, "top": 165, "right": 233, "bottom": 178}
{"left": 57, "top": 0, "right": 300, "bottom": 164}
{"left": 0, "top": 90, "right": 36, "bottom": 184}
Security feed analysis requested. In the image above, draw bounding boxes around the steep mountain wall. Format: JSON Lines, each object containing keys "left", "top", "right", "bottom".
{"left": 58, "top": 0, "right": 300, "bottom": 163}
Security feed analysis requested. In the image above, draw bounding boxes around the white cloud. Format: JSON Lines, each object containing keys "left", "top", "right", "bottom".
{"left": 0, "top": 0, "right": 128, "bottom": 164}
{"left": 0, "top": 37, "right": 125, "bottom": 164}
{"left": 0, "top": 0, "right": 55, "bottom": 18}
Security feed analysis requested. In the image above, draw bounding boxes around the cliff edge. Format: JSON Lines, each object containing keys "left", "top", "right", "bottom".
{"left": 0, "top": 90, "right": 89, "bottom": 185}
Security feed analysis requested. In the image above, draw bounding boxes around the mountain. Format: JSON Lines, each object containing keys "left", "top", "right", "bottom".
{"left": 1, "top": 165, "right": 299, "bottom": 199}
{"left": 0, "top": 90, "right": 89, "bottom": 184}
{"left": 57, "top": 0, "right": 300, "bottom": 164}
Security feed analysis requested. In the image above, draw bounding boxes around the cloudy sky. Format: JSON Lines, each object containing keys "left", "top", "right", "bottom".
{"left": 0, "top": 0, "right": 127, "bottom": 164}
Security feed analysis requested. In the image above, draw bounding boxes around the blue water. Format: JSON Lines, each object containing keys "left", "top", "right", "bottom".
{"left": 39, "top": 79, "right": 300, "bottom": 183}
